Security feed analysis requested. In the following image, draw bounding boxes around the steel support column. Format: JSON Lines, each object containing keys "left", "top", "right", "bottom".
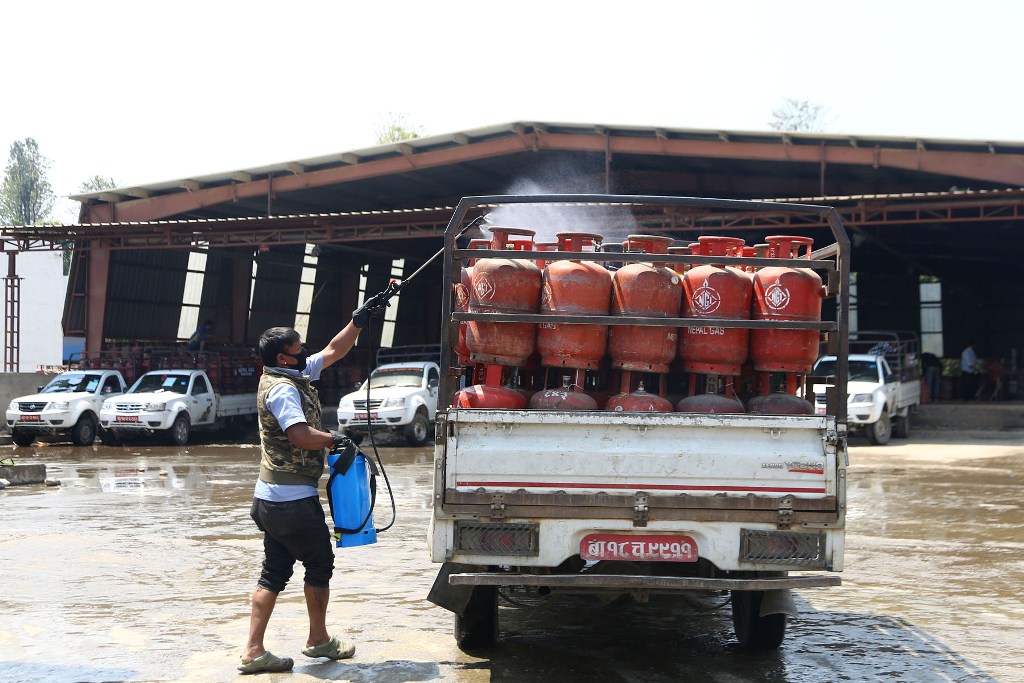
{"left": 4, "top": 252, "right": 20, "bottom": 371}
{"left": 232, "top": 255, "right": 251, "bottom": 345}
{"left": 85, "top": 240, "right": 111, "bottom": 354}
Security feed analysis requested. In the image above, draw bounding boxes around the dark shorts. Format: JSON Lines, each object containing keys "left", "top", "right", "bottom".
{"left": 250, "top": 496, "right": 334, "bottom": 592}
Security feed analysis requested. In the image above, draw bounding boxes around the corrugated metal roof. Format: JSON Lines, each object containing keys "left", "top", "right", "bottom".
{"left": 69, "top": 120, "right": 1024, "bottom": 205}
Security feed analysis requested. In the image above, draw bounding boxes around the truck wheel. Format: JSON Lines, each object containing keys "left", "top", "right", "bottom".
{"left": 866, "top": 412, "right": 892, "bottom": 445}
{"left": 11, "top": 429, "right": 35, "bottom": 447}
{"left": 731, "top": 590, "right": 787, "bottom": 650}
{"left": 99, "top": 429, "right": 121, "bottom": 447}
{"left": 169, "top": 414, "right": 191, "bottom": 446}
{"left": 71, "top": 415, "right": 97, "bottom": 447}
{"left": 892, "top": 413, "right": 911, "bottom": 439}
{"left": 454, "top": 585, "right": 498, "bottom": 651}
{"left": 404, "top": 410, "right": 430, "bottom": 446}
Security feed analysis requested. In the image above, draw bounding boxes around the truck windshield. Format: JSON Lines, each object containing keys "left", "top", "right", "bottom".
{"left": 814, "top": 359, "right": 879, "bottom": 383}
{"left": 42, "top": 373, "right": 102, "bottom": 393}
{"left": 132, "top": 374, "right": 190, "bottom": 394}
{"left": 364, "top": 369, "right": 423, "bottom": 389}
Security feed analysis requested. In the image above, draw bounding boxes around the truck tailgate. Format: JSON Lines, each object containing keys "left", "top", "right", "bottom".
{"left": 444, "top": 409, "right": 839, "bottom": 504}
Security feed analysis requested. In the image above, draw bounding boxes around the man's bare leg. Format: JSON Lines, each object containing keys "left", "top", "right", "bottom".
{"left": 242, "top": 587, "right": 279, "bottom": 661}
{"left": 304, "top": 583, "right": 331, "bottom": 647}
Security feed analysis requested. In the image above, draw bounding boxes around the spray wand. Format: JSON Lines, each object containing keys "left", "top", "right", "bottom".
{"left": 345, "top": 215, "right": 488, "bottom": 536}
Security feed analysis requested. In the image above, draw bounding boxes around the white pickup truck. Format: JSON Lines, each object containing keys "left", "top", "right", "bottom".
{"left": 337, "top": 360, "right": 440, "bottom": 446}
{"left": 99, "top": 369, "right": 256, "bottom": 445}
{"left": 428, "top": 195, "right": 849, "bottom": 652}
{"left": 6, "top": 370, "right": 127, "bottom": 447}
{"left": 812, "top": 331, "right": 921, "bottom": 445}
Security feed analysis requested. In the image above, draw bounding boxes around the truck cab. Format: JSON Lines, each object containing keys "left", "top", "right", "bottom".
{"left": 6, "top": 370, "right": 127, "bottom": 446}
{"left": 812, "top": 331, "right": 921, "bottom": 445}
{"left": 338, "top": 360, "right": 440, "bottom": 446}
{"left": 99, "top": 368, "right": 254, "bottom": 445}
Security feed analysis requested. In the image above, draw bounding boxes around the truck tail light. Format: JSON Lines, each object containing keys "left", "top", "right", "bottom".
{"left": 454, "top": 521, "right": 539, "bottom": 556}
{"left": 740, "top": 529, "right": 827, "bottom": 568}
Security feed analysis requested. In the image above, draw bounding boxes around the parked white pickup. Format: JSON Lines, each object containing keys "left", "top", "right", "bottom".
{"left": 6, "top": 369, "right": 127, "bottom": 447}
{"left": 99, "top": 369, "right": 256, "bottom": 445}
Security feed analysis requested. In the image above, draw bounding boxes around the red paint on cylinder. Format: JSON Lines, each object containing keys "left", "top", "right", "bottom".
{"left": 466, "top": 227, "right": 543, "bottom": 366}
{"left": 537, "top": 232, "right": 611, "bottom": 370}
{"left": 675, "top": 393, "right": 746, "bottom": 414}
{"left": 746, "top": 392, "right": 814, "bottom": 415}
{"left": 751, "top": 235, "right": 822, "bottom": 373}
{"left": 605, "top": 382, "right": 675, "bottom": 412}
{"left": 528, "top": 382, "right": 599, "bottom": 410}
{"left": 679, "top": 236, "right": 751, "bottom": 375}
{"left": 608, "top": 235, "right": 681, "bottom": 373}
{"left": 455, "top": 239, "right": 490, "bottom": 364}
{"left": 455, "top": 384, "right": 529, "bottom": 409}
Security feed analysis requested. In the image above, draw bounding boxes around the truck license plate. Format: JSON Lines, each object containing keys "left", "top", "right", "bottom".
{"left": 354, "top": 412, "right": 378, "bottom": 419}
{"left": 580, "top": 534, "right": 698, "bottom": 562}
{"left": 115, "top": 415, "right": 139, "bottom": 423}
{"left": 19, "top": 414, "right": 40, "bottom": 421}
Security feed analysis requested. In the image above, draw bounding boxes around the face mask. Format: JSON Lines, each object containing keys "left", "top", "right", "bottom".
{"left": 286, "top": 346, "right": 309, "bottom": 369}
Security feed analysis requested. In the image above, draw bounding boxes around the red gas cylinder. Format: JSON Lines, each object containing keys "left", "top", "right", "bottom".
{"left": 747, "top": 393, "right": 814, "bottom": 415}
{"left": 675, "top": 393, "right": 746, "bottom": 413}
{"left": 529, "top": 377, "right": 599, "bottom": 410}
{"left": 537, "top": 232, "right": 611, "bottom": 370}
{"left": 466, "top": 227, "right": 543, "bottom": 366}
{"left": 455, "top": 239, "right": 491, "bottom": 363}
{"left": 608, "top": 235, "right": 681, "bottom": 373}
{"left": 679, "top": 236, "right": 752, "bottom": 375}
{"left": 455, "top": 384, "right": 529, "bottom": 409}
{"left": 605, "top": 382, "right": 674, "bottom": 412}
{"left": 751, "top": 235, "right": 822, "bottom": 373}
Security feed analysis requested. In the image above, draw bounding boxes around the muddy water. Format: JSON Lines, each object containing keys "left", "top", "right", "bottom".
{"left": 0, "top": 432, "right": 1020, "bottom": 682}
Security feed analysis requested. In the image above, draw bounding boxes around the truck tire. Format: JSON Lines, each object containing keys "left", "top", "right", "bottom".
{"left": 99, "top": 429, "right": 121, "bottom": 447}
{"left": 892, "top": 413, "right": 911, "bottom": 439}
{"left": 454, "top": 585, "right": 498, "bottom": 651}
{"left": 11, "top": 429, "right": 35, "bottom": 447}
{"left": 731, "top": 590, "right": 787, "bottom": 650}
{"left": 404, "top": 410, "right": 430, "bottom": 446}
{"left": 71, "top": 415, "right": 97, "bottom": 447}
{"left": 866, "top": 412, "right": 892, "bottom": 445}
{"left": 169, "top": 414, "right": 191, "bottom": 446}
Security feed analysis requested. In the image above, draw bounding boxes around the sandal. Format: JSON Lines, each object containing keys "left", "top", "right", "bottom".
{"left": 301, "top": 636, "right": 355, "bottom": 660}
{"left": 237, "top": 650, "right": 294, "bottom": 675}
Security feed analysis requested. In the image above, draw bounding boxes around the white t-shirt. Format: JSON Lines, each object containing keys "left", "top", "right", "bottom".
{"left": 254, "top": 352, "right": 325, "bottom": 502}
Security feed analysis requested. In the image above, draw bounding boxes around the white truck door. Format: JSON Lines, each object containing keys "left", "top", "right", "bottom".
{"left": 426, "top": 366, "right": 440, "bottom": 418}
{"left": 189, "top": 375, "right": 216, "bottom": 425}
{"left": 879, "top": 358, "right": 898, "bottom": 408}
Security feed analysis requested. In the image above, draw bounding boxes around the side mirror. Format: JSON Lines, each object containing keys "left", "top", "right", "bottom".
{"left": 428, "top": 378, "right": 439, "bottom": 389}
{"left": 37, "top": 386, "right": 44, "bottom": 393}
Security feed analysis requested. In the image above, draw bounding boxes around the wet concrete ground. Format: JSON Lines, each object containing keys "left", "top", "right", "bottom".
{"left": 1, "top": 429, "right": 1021, "bottom": 682}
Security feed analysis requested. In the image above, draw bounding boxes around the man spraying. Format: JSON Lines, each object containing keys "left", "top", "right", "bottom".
{"left": 238, "top": 289, "right": 390, "bottom": 675}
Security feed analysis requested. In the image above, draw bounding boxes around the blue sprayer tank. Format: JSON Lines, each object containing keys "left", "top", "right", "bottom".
{"left": 326, "top": 448, "right": 378, "bottom": 548}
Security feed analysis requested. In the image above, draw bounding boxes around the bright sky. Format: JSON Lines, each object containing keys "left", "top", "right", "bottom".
{"left": 4, "top": 0, "right": 1023, "bottom": 220}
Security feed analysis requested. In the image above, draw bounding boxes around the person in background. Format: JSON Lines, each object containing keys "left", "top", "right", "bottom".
{"left": 187, "top": 319, "right": 215, "bottom": 352}
{"left": 237, "top": 289, "right": 391, "bottom": 675}
{"left": 921, "top": 351, "right": 942, "bottom": 402}
{"left": 960, "top": 341, "right": 980, "bottom": 401}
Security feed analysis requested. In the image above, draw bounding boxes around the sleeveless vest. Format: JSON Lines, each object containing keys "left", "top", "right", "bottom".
{"left": 257, "top": 368, "right": 324, "bottom": 486}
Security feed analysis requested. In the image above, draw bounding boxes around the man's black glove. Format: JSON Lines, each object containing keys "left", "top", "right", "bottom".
{"left": 330, "top": 430, "right": 354, "bottom": 452}
{"left": 352, "top": 284, "right": 397, "bottom": 329}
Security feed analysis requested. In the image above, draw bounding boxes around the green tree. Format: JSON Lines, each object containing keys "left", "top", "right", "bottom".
{"left": 375, "top": 112, "right": 424, "bottom": 144}
{"left": 769, "top": 98, "right": 832, "bottom": 132}
{"left": 0, "top": 138, "right": 56, "bottom": 225}
{"left": 78, "top": 175, "right": 118, "bottom": 193}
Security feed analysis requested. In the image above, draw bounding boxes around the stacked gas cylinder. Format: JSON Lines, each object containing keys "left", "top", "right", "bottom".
{"left": 453, "top": 227, "right": 823, "bottom": 415}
